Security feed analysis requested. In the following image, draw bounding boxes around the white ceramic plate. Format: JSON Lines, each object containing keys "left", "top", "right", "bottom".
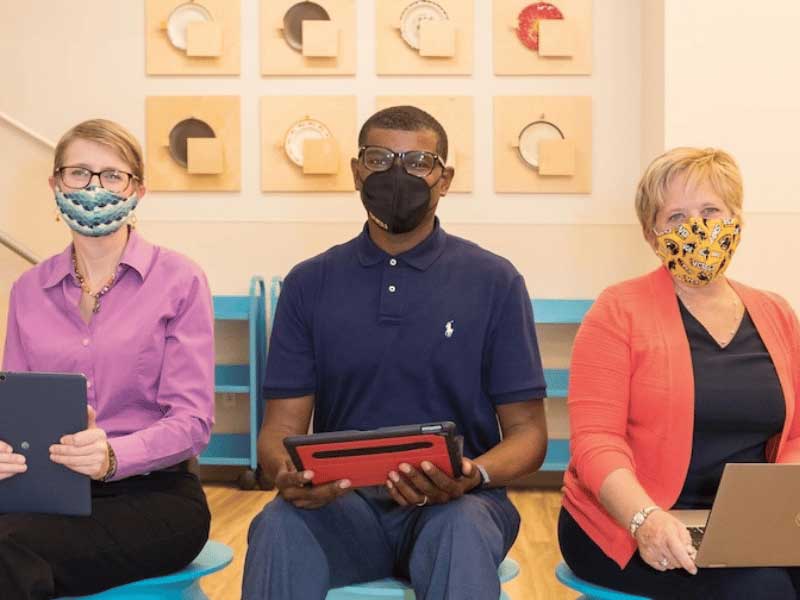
{"left": 518, "top": 120, "right": 564, "bottom": 168}
{"left": 167, "top": 2, "right": 213, "bottom": 51}
{"left": 284, "top": 119, "right": 333, "bottom": 167}
{"left": 399, "top": 0, "right": 449, "bottom": 50}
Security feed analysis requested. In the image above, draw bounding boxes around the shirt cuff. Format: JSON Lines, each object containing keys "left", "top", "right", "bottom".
{"left": 491, "top": 386, "right": 547, "bottom": 405}
{"left": 263, "top": 385, "right": 316, "bottom": 400}
{"left": 106, "top": 434, "right": 148, "bottom": 481}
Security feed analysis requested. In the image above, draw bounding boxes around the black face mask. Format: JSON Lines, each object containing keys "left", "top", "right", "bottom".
{"left": 359, "top": 165, "right": 437, "bottom": 234}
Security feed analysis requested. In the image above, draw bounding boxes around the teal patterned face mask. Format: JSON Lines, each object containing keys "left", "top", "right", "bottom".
{"left": 55, "top": 185, "right": 138, "bottom": 237}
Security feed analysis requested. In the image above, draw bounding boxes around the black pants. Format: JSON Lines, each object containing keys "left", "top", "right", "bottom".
{"left": 558, "top": 507, "right": 800, "bottom": 600}
{"left": 0, "top": 470, "right": 210, "bottom": 600}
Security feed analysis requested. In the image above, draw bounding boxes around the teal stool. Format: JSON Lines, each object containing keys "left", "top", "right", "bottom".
{"left": 57, "top": 541, "right": 233, "bottom": 600}
{"left": 326, "top": 557, "right": 519, "bottom": 600}
{"left": 555, "top": 562, "right": 651, "bottom": 600}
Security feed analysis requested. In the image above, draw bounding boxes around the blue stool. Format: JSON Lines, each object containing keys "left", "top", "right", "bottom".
{"left": 326, "top": 557, "right": 520, "bottom": 600}
{"left": 57, "top": 540, "right": 233, "bottom": 600}
{"left": 555, "top": 562, "right": 651, "bottom": 600}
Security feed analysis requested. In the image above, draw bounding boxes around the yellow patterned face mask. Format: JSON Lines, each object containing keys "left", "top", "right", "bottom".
{"left": 654, "top": 217, "right": 741, "bottom": 286}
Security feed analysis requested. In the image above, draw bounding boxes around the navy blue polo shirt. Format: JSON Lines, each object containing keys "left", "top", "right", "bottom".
{"left": 263, "top": 219, "right": 546, "bottom": 458}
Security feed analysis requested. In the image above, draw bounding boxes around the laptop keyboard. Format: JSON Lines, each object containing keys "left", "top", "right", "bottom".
{"left": 688, "top": 526, "right": 706, "bottom": 551}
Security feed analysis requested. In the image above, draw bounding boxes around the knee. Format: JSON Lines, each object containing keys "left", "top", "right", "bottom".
{"left": 419, "top": 496, "right": 497, "bottom": 542}
{"left": 248, "top": 497, "right": 303, "bottom": 544}
{"left": 719, "top": 568, "right": 795, "bottom": 598}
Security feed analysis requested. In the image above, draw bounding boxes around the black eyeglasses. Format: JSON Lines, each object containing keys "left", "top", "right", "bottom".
{"left": 55, "top": 166, "right": 138, "bottom": 194}
{"left": 358, "top": 145, "right": 445, "bottom": 178}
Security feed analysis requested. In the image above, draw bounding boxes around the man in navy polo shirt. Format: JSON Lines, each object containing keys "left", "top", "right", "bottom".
{"left": 243, "top": 106, "right": 548, "bottom": 600}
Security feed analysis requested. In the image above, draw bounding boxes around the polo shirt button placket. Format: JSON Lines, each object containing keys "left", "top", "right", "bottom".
{"left": 388, "top": 285, "right": 397, "bottom": 293}
{"left": 389, "top": 258, "right": 398, "bottom": 267}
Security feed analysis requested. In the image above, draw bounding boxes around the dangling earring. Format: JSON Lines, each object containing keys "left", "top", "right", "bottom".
{"left": 128, "top": 212, "right": 138, "bottom": 229}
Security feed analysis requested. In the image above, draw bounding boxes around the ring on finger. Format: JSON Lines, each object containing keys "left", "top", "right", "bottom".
{"left": 659, "top": 557, "right": 669, "bottom": 568}
{"left": 415, "top": 495, "right": 429, "bottom": 507}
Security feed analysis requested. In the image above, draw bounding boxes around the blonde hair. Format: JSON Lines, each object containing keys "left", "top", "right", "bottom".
{"left": 635, "top": 147, "right": 743, "bottom": 233}
{"left": 53, "top": 119, "right": 144, "bottom": 182}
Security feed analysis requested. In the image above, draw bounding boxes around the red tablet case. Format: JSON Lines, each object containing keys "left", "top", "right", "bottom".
{"left": 284, "top": 423, "right": 463, "bottom": 488}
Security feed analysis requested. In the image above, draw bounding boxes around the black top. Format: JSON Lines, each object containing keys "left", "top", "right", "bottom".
{"left": 675, "top": 299, "right": 785, "bottom": 509}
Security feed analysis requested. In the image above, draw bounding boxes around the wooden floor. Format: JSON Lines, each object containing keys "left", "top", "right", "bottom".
{"left": 201, "top": 485, "right": 578, "bottom": 600}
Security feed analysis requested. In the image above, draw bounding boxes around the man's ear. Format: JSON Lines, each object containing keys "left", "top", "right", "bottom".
{"left": 437, "top": 167, "right": 455, "bottom": 197}
{"left": 351, "top": 158, "right": 362, "bottom": 191}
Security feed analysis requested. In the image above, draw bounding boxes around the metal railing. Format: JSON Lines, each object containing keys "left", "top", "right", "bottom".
{"left": 0, "top": 231, "right": 39, "bottom": 265}
{"left": 0, "top": 111, "right": 53, "bottom": 265}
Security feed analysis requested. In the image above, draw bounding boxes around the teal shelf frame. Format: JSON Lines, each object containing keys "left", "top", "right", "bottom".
{"left": 201, "top": 276, "right": 267, "bottom": 472}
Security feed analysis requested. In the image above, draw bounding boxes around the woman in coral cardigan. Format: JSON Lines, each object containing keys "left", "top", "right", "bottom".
{"left": 559, "top": 147, "right": 800, "bottom": 599}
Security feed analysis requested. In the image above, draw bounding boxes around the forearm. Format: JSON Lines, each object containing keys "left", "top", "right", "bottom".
{"left": 108, "top": 413, "right": 211, "bottom": 480}
{"left": 256, "top": 395, "right": 314, "bottom": 484}
{"left": 598, "top": 467, "right": 657, "bottom": 530}
{"left": 257, "top": 423, "right": 296, "bottom": 482}
{"left": 475, "top": 422, "right": 547, "bottom": 487}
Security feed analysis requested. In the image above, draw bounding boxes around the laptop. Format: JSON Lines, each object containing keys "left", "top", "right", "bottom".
{"left": 671, "top": 463, "right": 800, "bottom": 567}
{"left": 0, "top": 371, "right": 92, "bottom": 516}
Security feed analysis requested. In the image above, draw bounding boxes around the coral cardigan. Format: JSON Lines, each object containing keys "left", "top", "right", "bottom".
{"left": 562, "top": 267, "right": 800, "bottom": 568}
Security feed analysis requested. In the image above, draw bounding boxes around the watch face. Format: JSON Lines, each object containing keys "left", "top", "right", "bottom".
{"left": 168, "top": 118, "right": 216, "bottom": 168}
{"left": 283, "top": 118, "right": 333, "bottom": 166}
{"left": 166, "top": 2, "right": 214, "bottom": 51}
{"left": 399, "top": 0, "right": 449, "bottom": 50}
{"left": 515, "top": 2, "right": 564, "bottom": 52}
{"left": 517, "top": 120, "right": 565, "bottom": 169}
{"left": 282, "top": 1, "right": 331, "bottom": 51}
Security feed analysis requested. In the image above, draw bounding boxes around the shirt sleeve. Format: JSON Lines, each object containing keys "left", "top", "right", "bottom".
{"left": 262, "top": 269, "right": 316, "bottom": 399}
{"left": 2, "top": 283, "right": 30, "bottom": 372}
{"left": 484, "top": 275, "right": 547, "bottom": 404}
{"left": 107, "top": 271, "right": 215, "bottom": 480}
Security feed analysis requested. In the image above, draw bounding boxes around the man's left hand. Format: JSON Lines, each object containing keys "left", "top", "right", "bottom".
{"left": 386, "top": 458, "right": 482, "bottom": 507}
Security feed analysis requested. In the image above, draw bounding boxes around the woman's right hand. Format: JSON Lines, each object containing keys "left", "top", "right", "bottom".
{"left": 0, "top": 440, "right": 27, "bottom": 480}
{"left": 635, "top": 510, "right": 698, "bottom": 574}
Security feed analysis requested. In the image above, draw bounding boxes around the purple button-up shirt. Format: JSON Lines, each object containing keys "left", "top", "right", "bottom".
{"left": 2, "top": 231, "right": 215, "bottom": 480}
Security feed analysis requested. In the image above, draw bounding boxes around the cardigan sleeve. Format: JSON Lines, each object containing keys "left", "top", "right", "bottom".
{"left": 568, "top": 288, "right": 637, "bottom": 498}
{"left": 769, "top": 293, "right": 800, "bottom": 464}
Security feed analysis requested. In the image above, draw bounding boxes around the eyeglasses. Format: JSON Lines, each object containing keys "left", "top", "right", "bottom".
{"left": 55, "top": 166, "right": 137, "bottom": 194}
{"left": 358, "top": 145, "right": 445, "bottom": 178}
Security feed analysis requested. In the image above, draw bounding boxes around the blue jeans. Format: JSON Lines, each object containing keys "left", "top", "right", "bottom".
{"left": 242, "top": 486, "right": 520, "bottom": 600}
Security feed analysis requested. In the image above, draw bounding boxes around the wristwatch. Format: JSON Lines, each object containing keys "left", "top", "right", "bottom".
{"left": 475, "top": 463, "right": 491, "bottom": 488}
{"left": 629, "top": 505, "right": 661, "bottom": 537}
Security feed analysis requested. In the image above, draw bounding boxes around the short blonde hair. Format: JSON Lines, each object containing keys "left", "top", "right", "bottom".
{"left": 635, "top": 147, "right": 743, "bottom": 233}
{"left": 53, "top": 119, "right": 144, "bottom": 182}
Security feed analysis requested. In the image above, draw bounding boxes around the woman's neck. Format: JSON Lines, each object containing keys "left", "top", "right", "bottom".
{"left": 72, "top": 227, "right": 130, "bottom": 287}
{"left": 672, "top": 275, "right": 733, "bottom": 304}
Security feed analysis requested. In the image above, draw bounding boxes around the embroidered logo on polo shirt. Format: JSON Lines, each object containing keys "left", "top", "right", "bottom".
{"left": 445, "top": 321, "right": 455, "bottom": 338}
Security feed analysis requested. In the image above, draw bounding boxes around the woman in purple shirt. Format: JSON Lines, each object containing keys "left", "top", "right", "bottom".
{"left": 0, "top": 119, "right": 215, "bottom": 599}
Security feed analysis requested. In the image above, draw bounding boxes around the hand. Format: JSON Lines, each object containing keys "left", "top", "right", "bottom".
{"left": 385, "top": 458, "right": 482, "bottom": 507}
{"left": 275, "top": 460, "right": 352, "bottom": 510}
{"left": 49, "top": 406, "right": 110, "bottom": 480}
{"left": 635, "top": 510, "right": 698, "bottom": 574}
{"left": 0, "top": 440, "right": 27, "bottom": 480}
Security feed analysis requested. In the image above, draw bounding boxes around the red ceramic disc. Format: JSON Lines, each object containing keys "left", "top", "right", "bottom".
{"left": 516, "top": 2, "right": 564, "bottom": 51}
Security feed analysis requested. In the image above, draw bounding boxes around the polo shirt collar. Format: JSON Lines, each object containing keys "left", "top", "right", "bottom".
{"left": 42, "top": 228, "right": 154, "bottom": 289}
{"left": 356, "top": 218, "right": 447, "bottom": 271}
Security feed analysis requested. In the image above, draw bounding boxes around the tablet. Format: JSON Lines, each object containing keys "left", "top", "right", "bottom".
{"left": 0, "top": 371, "right": 92, "bottom": 516}
{"left": 284, "top": 422, "right": 464, "bottom": 488}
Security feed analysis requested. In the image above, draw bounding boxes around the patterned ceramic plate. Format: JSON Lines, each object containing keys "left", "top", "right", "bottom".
{"left": 516, "top": 2, "right": 564, "bottom": 52}
{"left": 166, "top": 2, "right": 213, "bottom": 50}
{"left": 168, "top": 118, "right": 216, "bottom": 167}
{"left": 399, "top": 0, "right": 449, "bottom": 50}
{"left": 518, "top": 120, "right": 564, "bottom": 168}
{"left": 284, "top": 119, "right": 332, "bottom": 167}
{"left": 282, "top": 1, "right": 331, "bottom": 51}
